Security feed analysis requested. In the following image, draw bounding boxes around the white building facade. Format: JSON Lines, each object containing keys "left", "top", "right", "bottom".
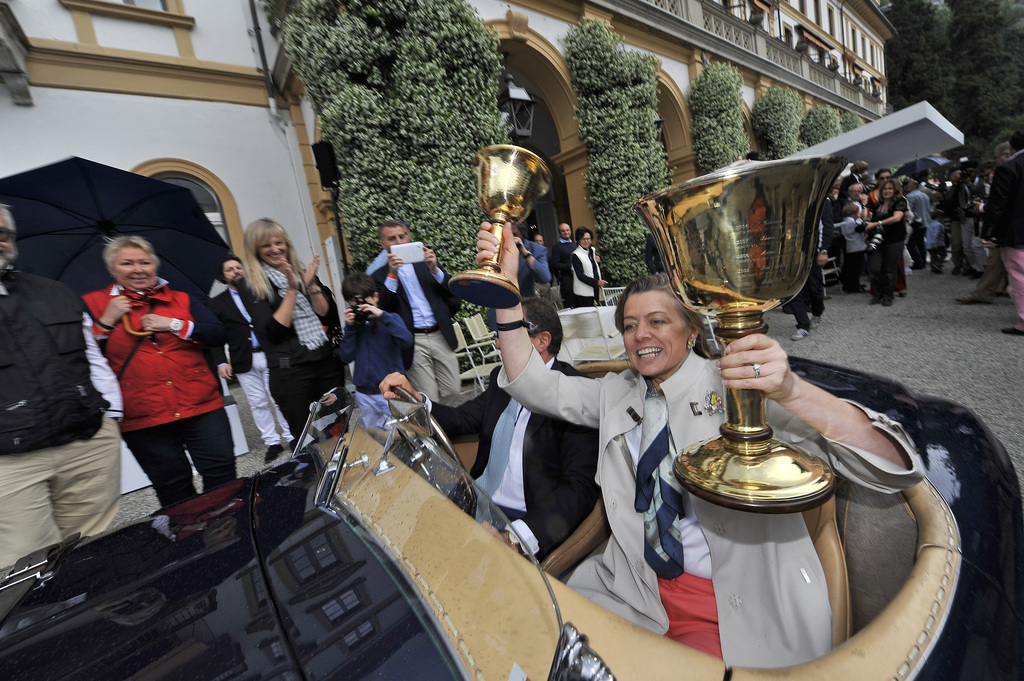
{"left": 1, "top": 0, "right": 338, "bottom": 282}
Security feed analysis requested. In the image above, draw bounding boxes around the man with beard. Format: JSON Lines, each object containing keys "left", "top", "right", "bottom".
{"left": 206, "top": 255, "right": 292, "bottom": 462}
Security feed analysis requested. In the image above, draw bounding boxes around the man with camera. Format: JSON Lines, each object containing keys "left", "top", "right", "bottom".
{"left": 508, "top": 222, "right": 550, "bottom": 298}
{"left": 206, "top": 255, "right": 292, "bottom": 462}
{"left": 369, "top": 219, "right": 462, "bottom": 404}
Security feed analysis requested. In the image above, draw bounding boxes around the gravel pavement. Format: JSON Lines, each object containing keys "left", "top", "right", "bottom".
{"left": 114, "top": 264, "right": 1024, "bottom": 526}
{"left": 769, "top": 266, "right": 1024, "bottom": 496}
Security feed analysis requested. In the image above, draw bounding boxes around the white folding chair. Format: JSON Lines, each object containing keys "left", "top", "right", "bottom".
{"left": 462, "top": 314, "right": 501, "bottom": 365}
{"left": 454, "top": 325, "right": 501, "bottom": 391}
{"left": 558, "top": 307, "right": 625, "bottom": 364}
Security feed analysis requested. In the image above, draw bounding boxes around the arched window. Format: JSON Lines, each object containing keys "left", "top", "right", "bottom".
{"left": 152, "top": 173, "right": 230, "bottom": 246}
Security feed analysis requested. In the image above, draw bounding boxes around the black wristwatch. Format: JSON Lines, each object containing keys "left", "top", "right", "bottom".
{"left": 495, "top": 319, "right": 527, "bottom": 332}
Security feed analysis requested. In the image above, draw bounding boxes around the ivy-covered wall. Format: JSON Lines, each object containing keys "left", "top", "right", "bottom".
{"left": 751, "top": 86, "right": 804, "bottom": 160}
{"left": 279, "top": 0, "right": 507, "bottom": 273}
{"left": 689, "top": 62, "right": 749, "bottom": 172}
{"left": 563, "top": 19, "right": 670, "bottom": 285}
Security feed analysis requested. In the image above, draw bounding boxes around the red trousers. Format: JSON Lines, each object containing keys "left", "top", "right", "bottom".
{"left": 658, "top": 573, "right": 723, "bottom": 659}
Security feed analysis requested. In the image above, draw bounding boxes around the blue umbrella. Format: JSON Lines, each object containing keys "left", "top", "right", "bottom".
{"left": 893, "top": 156, "right": 950, "bottom": 178}
{"left": 0, "top": 157, "right": 229, "bottom": 298}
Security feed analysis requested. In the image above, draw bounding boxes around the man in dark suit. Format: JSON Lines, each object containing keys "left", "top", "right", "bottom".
{"left": 380, "top": 298, "right": 599, "bottom": 559}
{"left": 552, "top": 222, "right": 578, "bottom": 307}
{"left": 369, "top": 219, "right": 462, "bottom": 404}
{"left": 206, "top": 256, "right": 292, "bottom": 462}
{"left": 987, "top": 130, "right": 1024, "bottom": 336}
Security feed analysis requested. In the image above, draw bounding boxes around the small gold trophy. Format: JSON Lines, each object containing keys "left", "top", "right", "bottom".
{"left": 635, "top": 156, "right": 847, "bottom": 513}
{"left": 450, "top": 145, "right": 552, "bottom": 308}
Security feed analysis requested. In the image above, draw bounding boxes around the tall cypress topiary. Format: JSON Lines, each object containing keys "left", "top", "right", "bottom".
{"left": 689, "top": 62, "right": 749, "bottom": 172}
{"left": 279, "top": 0, "right": 507, "bottom": 271}
{"left": 839, "top": 110, "right": 863, "bottom": 133}
{"left": 799, "top": 105, "right": 841, "bottom": 146}
{"left": 751, "top": 86, "right": 803, "bottom": 160}
{"left": 564, "top": 19, "right": 670, "bottom": 285}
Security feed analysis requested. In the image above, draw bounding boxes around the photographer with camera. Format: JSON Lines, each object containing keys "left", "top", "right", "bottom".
{"left": 339, "top": 273, "right": 414, "bottom": 419}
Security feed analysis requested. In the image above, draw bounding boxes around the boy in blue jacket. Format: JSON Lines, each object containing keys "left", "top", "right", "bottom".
{"left": 339, "top": 273, "right": 414, "bottom": 420}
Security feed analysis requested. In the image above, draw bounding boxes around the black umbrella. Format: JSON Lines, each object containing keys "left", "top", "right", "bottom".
{"left": 0, "top": 157, "right": 229, "bottom": 298}
{"left": 893, "top": 156, "right": 950, "bottom": 179}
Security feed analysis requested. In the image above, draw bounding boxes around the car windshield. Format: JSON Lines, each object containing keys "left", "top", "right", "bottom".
{"left": 320, "top": 399, "right": 565, "bottom": 681}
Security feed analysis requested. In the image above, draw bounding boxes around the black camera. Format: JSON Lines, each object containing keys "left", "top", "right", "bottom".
{"left": 349, "top": 295, "right": 370, "bottom": 326}
{"left": 865, "top": 230, "right": 885, "bottom": 252}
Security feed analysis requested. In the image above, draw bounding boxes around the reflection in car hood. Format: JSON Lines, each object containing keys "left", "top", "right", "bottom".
{"left": 0, "top": 456, "right": 464, "bottom": 681}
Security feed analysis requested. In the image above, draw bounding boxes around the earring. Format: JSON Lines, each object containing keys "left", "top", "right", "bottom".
{"left": 687, "top": 337, "right": 696, "bottom": 349}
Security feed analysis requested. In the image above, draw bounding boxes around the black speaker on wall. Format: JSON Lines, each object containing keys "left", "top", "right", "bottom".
{"left": 312, "top": 140, "right": 339, "bottom": 189}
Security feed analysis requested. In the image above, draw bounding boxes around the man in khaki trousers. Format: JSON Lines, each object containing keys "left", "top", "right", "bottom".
{"left": 0, "top": 205, "right": 123, "bottom": 568}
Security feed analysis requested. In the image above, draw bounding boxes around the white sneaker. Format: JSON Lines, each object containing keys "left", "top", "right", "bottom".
{"left": 810, "top": 316, "right": 822, "bottom": 328}
{"left": 790, "top": 329, "right": 809, "bottom": 340}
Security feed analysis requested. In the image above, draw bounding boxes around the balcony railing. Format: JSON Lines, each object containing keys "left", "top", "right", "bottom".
{"left": 622, "top": 0, "right": 884, "bottom": 116}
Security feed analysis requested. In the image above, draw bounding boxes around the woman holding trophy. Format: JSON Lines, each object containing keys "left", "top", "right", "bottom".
{"left": 442, "top": 220, "right": 923, "bottom": 668}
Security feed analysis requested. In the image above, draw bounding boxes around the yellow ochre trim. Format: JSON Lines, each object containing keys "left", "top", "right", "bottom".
{"left": 60, "top": 0, "right": 195, "bottom": 30}
{"left": 26, "top": 39, "right": 269, "bottom": 106}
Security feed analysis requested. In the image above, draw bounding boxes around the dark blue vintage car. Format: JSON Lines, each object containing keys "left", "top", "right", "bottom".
{"left": 0, "top": 358, "right": 1020, "bottom": 680}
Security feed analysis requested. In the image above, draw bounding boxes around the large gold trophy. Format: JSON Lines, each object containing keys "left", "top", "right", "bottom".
{"left": 450, "top": 145, "right": 552, "bottom": 308}
{"left": 635, "top": 156, "right": 847, "bottom": 513}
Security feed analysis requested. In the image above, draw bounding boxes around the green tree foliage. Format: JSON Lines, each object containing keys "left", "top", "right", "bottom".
{"left": 279, "top": 0, "right": 506, "bottom": 271}
{"left": 563, "top": 19, "right": 670, "bottom": 285}
{"left": 799, "top": 105, "right": 841, "bottom": 146}
{"left": 689, "top": 62, "right": 749, "bottom": 172}
{"left": 839, "top": 110, "right": 863, "bottom": 133}
{"left": 948, "top": 0, "right": 1021, "bottom": 159}
{"left": 1000, "top": 3, "right": 1024, "bottom": 126}
{"left": 992, "top": 111, "right": 1024, "bottom": 150}
{"left": 885, "top": 0, "right": 952, "bottom": 115}
{"left": 751, "top": 86, "right": 803, "bottom": 160}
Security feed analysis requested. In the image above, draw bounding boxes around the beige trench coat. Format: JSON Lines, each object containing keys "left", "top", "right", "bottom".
{"left": 499, "top": 351, "right": 923, "bottom": 668}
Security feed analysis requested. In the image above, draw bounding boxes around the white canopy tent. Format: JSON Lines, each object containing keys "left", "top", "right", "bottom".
{"left": 791, "top": 101, "right": 964, "bottom": 170}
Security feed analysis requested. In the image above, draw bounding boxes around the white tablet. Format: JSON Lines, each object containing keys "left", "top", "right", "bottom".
{"left": 391, "top": 241, "right": 425, "bottom": 263}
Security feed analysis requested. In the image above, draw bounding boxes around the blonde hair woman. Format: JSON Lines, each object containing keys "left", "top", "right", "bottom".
{"left": 235, "top": 218, "right": 348, "bottom": 438}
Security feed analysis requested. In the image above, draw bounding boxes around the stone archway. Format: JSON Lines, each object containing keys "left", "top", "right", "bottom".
{"left": 657, "top": 72, "right": 699, "bottom": 184}
{"left": 487, "top": 13, "right": 595, "bottom": 237}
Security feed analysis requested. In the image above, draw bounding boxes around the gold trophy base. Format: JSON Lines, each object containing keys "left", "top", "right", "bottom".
{"left": 449, "top": 269, "right": 522, "bottom": 309}
{"left": 675, "top": 436, "right": 835, "bottom": 513}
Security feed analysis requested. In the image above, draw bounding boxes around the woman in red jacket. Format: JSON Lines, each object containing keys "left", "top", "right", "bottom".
{"left": 83, "top": 236, "right": 235, "bottom": 507}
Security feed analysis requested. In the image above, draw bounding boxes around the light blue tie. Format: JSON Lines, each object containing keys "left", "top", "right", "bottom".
{"left": 477, "top": 397, "right": 520, "bottom": 496}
